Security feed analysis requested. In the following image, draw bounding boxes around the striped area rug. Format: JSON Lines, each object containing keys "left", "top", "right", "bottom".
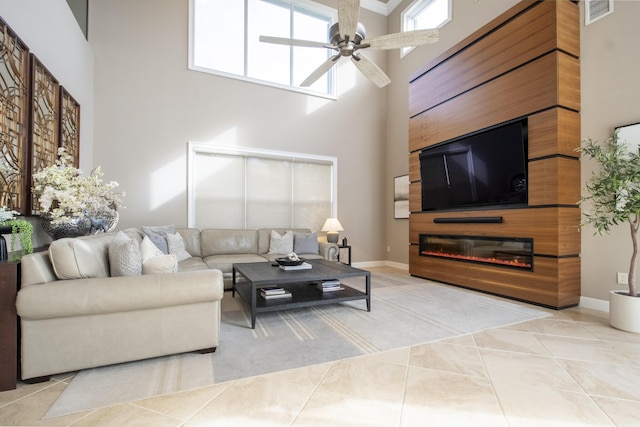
{"left": 46, "top": 267, "right": 549, "bottom": 418}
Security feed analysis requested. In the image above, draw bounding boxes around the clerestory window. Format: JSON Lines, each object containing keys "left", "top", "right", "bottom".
{"left": 189, "top": 0, "right": 336, "bottom": 97}
{"left": 401, "top": 0, "right": 451, "bottom": 57}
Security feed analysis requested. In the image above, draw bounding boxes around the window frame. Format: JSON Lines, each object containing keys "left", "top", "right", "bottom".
{"left": 400, "top": 0, "right": 452, "bottom": 58}
{"left": 188, "top": 0, "right": 337, "bottom": 99}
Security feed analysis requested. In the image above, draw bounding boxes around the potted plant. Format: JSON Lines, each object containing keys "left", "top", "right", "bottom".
{"left": 578, "top": 129, "right": 640, "bottom": 333}
{"left": 0, "top": 207, "right": 34, "bottom": 261}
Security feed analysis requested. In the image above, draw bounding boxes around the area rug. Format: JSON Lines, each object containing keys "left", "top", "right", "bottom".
{"left": 45, "top": 268, "right": 550, "bottom": 418}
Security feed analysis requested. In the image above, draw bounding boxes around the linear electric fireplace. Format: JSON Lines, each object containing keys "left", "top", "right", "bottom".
{"left": 419, "top": 234, "right": 533, "bottom": 270}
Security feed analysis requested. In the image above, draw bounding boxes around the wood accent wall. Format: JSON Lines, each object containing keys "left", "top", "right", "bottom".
{"left": 408, "top": 0, "right": 580, "bottom": 308}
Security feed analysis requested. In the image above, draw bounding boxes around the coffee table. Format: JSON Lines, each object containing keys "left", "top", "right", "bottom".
{"left": 232, "top": 259, "right": 371, "bottom": 328}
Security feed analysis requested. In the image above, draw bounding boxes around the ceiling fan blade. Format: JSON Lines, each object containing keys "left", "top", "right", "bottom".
{"left": 259, "top": 35, "right": 331, "bottom": 49}
{"left": 338, "top": 0, "right": 360, "bottom": 41}
{"left": 351, "top": 53, "right": 390, "bottom": 88}
{"left": 365, "top": 29, "right": 439, "bottom": 50}
{"left": 300, "top": 54, "right": 341, "bottom": 87}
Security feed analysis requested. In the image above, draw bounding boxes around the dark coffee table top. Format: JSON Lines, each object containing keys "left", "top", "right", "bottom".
{"left": 233, "top": 259, "right": 369, "bottom": 286}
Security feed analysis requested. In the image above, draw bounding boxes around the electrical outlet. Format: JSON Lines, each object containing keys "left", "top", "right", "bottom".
{"left": 617, "top": 272, "right": 629, "bottom": 285}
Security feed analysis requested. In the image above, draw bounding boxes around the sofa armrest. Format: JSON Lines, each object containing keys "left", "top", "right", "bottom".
{"left": 319, "top": 242, "right": 339, "bottom": 262}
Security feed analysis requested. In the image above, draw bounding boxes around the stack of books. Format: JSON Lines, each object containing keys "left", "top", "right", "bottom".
{"left": 316, "top": 279, "right": 344, "bottom": 293}
{"left": 260, "top": 287, "right": 292, "bottom": 300}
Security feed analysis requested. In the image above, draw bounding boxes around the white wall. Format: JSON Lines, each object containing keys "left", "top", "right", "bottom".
{"left": 88, "top": 0, "right": 388, "bottom": 263}
{"left": 579, "top": 0, "right": 640, "bottom": 302}
{"left": 0, "top": 0, "right": 93, "bottom": 247}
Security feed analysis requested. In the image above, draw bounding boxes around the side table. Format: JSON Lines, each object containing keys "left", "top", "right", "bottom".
{"left": 0, "top": 260, "right": 19, "bottom": 391}
{"left": 337, "top": 244, "right": 351, "bottom": 265}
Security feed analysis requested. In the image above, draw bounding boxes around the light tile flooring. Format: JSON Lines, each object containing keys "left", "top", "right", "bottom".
{"left": 1, "top": 268, "right": 640, "bottom": 426}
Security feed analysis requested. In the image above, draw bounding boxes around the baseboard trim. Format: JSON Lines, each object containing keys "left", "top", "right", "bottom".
{"left": 352, "top": 260, "right": 409, "bottom": 270}
{"left": 580, "top": 296, "right": 609, "bottom": 312}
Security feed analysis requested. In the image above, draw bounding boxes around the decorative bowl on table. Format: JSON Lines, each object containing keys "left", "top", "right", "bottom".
{"left": 275, "top": 257, "right": 306, "bottom": 266}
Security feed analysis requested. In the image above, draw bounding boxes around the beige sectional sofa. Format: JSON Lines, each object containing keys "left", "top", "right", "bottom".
{"left": 16, "top": 226, "right": 336, "bottom": 381}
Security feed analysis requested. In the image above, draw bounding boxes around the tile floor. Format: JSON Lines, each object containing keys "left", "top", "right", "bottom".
{"left": 1, "top": 268, "right": 640, "bottom": 426}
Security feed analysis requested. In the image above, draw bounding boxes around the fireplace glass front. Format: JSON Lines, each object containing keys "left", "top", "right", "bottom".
{"left": 419, "top": 234, "right": 533, "bottom": 270}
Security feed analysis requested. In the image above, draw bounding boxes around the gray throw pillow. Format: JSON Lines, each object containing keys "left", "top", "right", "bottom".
{"left": 293, "top": 232, "right": 319, "bottom": 254}
{"left": 167, "top": 232, "right": 192, "bottom": 262}
{"left": 141, "top": 225, "right": 175, "bottom": 254}
{"left": 109, "top": 231, "right": 142, "bottom": 276}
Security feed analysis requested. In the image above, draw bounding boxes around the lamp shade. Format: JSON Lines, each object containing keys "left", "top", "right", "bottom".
{"left": 322, "top": 218, "right": 344, "bottom": 232}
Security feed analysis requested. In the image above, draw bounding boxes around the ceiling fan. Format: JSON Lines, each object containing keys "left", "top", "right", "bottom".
{"left": 259, "top": 0, "right": 439, "bottom": 88}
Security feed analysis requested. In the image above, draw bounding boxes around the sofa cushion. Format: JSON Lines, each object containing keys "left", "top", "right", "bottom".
{"left": 177, "top": 256, "right": 209, "bottom": 272}
{"left": 268, "top": 230, "right": 293, "bottom": 254}
{"left": 201, "top": 229, "right": 258, "bottom": 256}
{"left": 109, "top": 231, "right": 142, "bottom": 277}
{"left": 49, "top": 233, "right": 114, "bottom": 280}
{"left": 167, "top": 232, "right": 192, "bottom": 261}
{"left": 203, "top": 254, "right": 267, "bottom": 274}
{"left": 143, "top": 254, "right": 178, "bottom": 275}
{"left": 141, "top": 225, "right": 175, "bottom": 254}
{"left": 293, "top": 232, "right": 319, "bottom": 255}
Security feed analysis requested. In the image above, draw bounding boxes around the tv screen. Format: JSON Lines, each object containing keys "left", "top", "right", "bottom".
{"left": 420, "top": 119, "right": 528, "bottom": 211}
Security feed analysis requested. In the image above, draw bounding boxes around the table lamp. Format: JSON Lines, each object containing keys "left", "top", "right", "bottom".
{"left": 322, "top": 218, "right": 344, "bottom": 244}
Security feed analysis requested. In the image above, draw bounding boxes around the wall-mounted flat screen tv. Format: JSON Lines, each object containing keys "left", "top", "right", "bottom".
{"left": 419, "top": 118, "right": 528, "bottom": 212}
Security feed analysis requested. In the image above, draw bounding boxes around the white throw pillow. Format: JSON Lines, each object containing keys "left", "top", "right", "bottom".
{"left": 142, "top": 253, "right": 178, "bottom": 275}
{"left": 140, "top": 235, "right": 163, "bottom": 262}
{"left": 166, "top": 232, "right": 192, "bottom": 262}
{"left": 268, "top": 230, "right": 294, "bottom": 254}
{"left": 109, "top": 231, "right": 142, "bottom": 277}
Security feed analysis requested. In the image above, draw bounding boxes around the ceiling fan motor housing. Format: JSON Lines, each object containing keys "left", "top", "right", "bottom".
{"left": 330, "top": 22, "right": 366, "bottom": 47}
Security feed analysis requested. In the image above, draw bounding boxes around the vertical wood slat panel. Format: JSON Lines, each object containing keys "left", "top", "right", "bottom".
{"left": 409, "top": 250, "right": 580, "bottom": 307}
{"left": 410, "top": 52, "right": 580, "bottom": 153}
{"left": 408, "top": 0, "right": 580, "bottom": 308}
{"left": 409, "top": 1, "right": 562, "bottom": 117}
{"left": 528, "top": 157, "right": 581, "bottom": 206}
{"left": 528, "top": 108, "right": 581, "bottom": 159}
{"left": 409, "top": 208, "right": 580, "bottom": 257}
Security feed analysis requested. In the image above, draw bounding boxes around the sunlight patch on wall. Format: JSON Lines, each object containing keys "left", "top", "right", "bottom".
{"left": 149, "top": 155, "right": 186, "bottom": 211}
{"left": 337, "top": 62, "right": 358, "bottom": 96}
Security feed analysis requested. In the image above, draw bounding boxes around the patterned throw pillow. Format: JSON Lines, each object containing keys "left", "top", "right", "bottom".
{"left": 293, "top": 232, "right": 319, "bottom": 254}
{"left": 166, "top": 232, "right": 192, "bottom": 262}
{"left": 109, "top": 231, "right": 142, "bottom": 276}
{"left": 268, "top": 230, "right": 294, "bottom": 254}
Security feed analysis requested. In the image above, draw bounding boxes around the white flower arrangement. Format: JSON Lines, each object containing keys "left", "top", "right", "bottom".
{"left": 31, "top": 148, "right": 125, "bottom": 225}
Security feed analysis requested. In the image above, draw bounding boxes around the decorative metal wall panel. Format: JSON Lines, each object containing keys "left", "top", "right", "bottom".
{"left": 60, "top": 87, "right": 80, "bottom": 167}
{"left": 0, "top": 19, "right": 29, "bottom": 213}
{"left": 29, "top": 55, "right": 59, "bottom": 215}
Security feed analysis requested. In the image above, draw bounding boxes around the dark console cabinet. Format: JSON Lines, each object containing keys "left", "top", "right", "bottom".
{"left": 0, "top": 261, "right": 19, "bottom": 391}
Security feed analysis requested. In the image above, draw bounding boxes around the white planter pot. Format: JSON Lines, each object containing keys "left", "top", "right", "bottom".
{"left": 609, "top": 290, "right": 640, "bottom": 333}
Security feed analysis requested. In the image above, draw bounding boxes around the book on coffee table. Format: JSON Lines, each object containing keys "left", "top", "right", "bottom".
{"left": 279, "top": 262, "right": 312, "bottom": 271}
{"left": 261, "top": 286, "right": 286, "bottom": 295}
{"left": 261, "top": 290, "right": 292, "bottom": 299}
